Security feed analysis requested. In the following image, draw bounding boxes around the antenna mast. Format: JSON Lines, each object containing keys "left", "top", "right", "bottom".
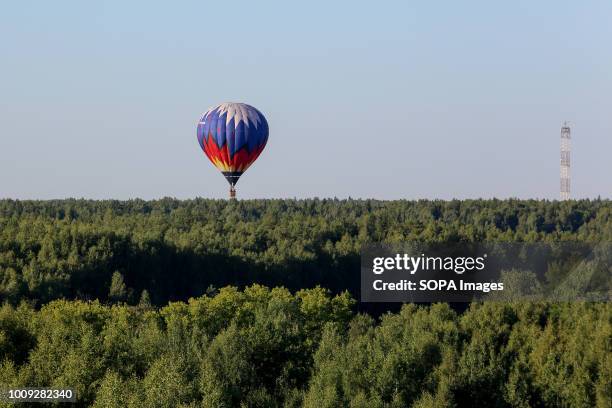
{"left": 560, "top": 122, "right": 571, "bottom": 200}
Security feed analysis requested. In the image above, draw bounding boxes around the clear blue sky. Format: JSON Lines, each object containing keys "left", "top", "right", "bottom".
{"left": 1, "top": 1, "right": 610, "bottom": 199}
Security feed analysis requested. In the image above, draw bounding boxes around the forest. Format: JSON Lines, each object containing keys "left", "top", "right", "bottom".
{"left": 0, "top": 198, "right": 609, "bottom": 306}
{"left": 0, "top": 287, "right": 610, "bottom": 407}
{"left": 0, "top": 198, "right": 610, "bottom": 407}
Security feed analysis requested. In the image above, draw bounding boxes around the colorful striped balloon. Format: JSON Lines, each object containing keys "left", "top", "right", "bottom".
{"left": 197, "top": 102, "right": 269, "bottom": 192}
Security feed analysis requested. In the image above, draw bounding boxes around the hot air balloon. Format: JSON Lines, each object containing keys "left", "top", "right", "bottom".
{"left": 196, "top": 102, "right": 269, "bottom": 198}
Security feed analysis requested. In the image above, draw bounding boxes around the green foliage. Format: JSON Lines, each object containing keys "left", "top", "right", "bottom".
{"left": 0, "top": 199, "right": 609, "bottom": 406}
{"left": 305, "top": 302, "right": 611, "bottom": 408}
{"left": 0, "top": 287, "right": 609, "bottom": 407}
{"left": 0, "top": 198, "right": 609, "bottom": 306}
{"left": 108, "top": 271, "right": 127, "bottom": 302}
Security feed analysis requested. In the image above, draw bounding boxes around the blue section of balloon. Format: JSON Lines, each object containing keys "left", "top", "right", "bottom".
{"left": 197, "top": 103, "right": 269, "bottom": 158}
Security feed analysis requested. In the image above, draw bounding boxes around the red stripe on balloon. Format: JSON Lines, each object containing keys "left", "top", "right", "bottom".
{"left": 202, "top": 132, "right": 266, "bottom": 172}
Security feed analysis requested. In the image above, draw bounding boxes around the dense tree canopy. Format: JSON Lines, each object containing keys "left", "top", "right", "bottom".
{"left": 0, "top": 199, "right": 609, "bottom": 407}
{"left": 0, "top": 287, "right": 609, "bottom": 407}
{"left": 0, "top": 198, "right": 609, "bottom": 306}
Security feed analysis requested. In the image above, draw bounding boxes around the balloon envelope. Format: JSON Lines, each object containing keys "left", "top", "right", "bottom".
{"left": 197, "top": 102, "right": 269, "bottom": 186}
